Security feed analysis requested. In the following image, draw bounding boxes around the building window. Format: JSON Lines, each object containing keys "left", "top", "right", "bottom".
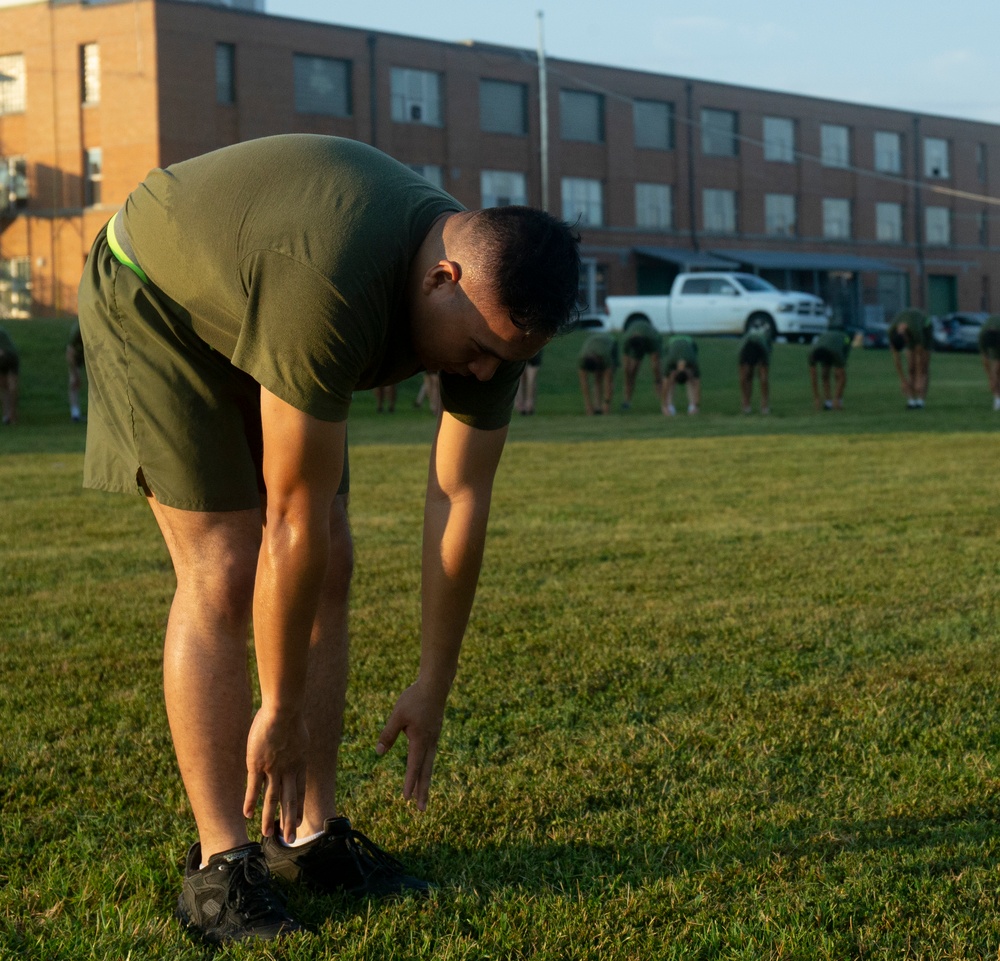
{"left": 215, "top": 43, "right": 236, "bottom": 105}
{"left": 579, "top": 258, "right": 607, "bottom": 313}
{"left": 764, "top": 194, "right": 796, "bottom": 237}
{"left": 0, "top": 53, "right": 26, "bottom": 115}
{"left": 479, "top": 79, "right": 527, "bottom": 135}
{"left": 391, "top": 68, "right": 442, "bottom": 125}
{"left": 925, "top": 206, "right": 951, "bottom": 245}
{"left": 875, "top": 202, "right": 903, "bottom": 242}
{"left": 0, "top": 156, "right": 28, "bottom": 214}
{"left": 560, "top": 90, "right": 604, "bottom": 143}
{"left": 977, "top": 143, "right": 988, "bottom": 182}
{"left": 822, "top": 198, "right": 851, "bottom": 239}
{"left": 561, "top": 177, "right": 603, "bottom": 226}
{"left": 294, "top": 54, "right": 351, "bottom": 117}
{"left": 820, "top": 124, "right": 850, "bottom": 168}
{"left": 703, "top": 188, "right": 737, "bottom": 233}
{"left": 924, "top": 137, "right": 950, "bottom": 178}
{"left": 407, "top": 164, "right": 443, "bottom": 189}
{"left": 634, "top": 99, "right": 674, "bottom": 150}
{"left": 874, "top": 131, "right": 902, "bottom": 174}
{"left": 481, "top": 170, "right": 527, "bottom": 207}
{"left": 763, "top": 117, "right": 794, "bottom": 162}
{"left": 81, "top": 43, "right": 100, "bottom": 106}
{"left": 635, "top": 183, "right": 673, "bottom": 230}
{"left": 84, "top": 148, "right": 103, "bottom": 207}
{"left": 701, "top": 108, "right": 738, "bottom": 156}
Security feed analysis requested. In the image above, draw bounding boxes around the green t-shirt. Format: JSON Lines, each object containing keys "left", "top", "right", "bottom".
{"left": 737, "top": 329, "right": 772, "bottom": 363}
{"left": 664, "top": 335, "right": 697, "bottom": 371}
{"left": 622, "top": 317, "right": 661, "bottom": 357}
{"left": 0, "top": 326, "right": 18, "bottom": 360}
{"left": 809, "top": 330, "right": 851, "bottom": 366}
{"left": 118, "top": 135, "right": 519, "bottom": 428}
{"left": 891, "top": 308, "right": 931, "bottom": 344}
{"left": 578, "top": 333, "right": 619, "bottom": 368}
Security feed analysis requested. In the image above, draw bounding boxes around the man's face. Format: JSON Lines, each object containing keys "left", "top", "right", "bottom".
{"left": 410, "top": 266, "right": 548, "bottom": 381}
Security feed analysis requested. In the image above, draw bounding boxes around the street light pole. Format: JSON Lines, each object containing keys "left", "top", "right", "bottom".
{"left": 537, "top": 11, "right": 549, "bottom": 213}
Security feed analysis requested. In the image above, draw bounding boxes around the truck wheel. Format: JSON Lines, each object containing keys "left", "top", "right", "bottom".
{"left": 746, "top": 313, "right": 777, "bottom": 339}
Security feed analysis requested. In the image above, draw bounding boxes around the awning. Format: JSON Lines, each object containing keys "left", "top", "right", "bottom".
{"left": 634, "top": 246, "right": 741, "bottom": 270}
{"left": 707, "top": 248, "right": 901, "bottom": 273}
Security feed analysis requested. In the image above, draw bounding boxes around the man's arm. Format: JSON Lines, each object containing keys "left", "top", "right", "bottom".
{"left": 243, "top": 386, "right": 347, "bottom": 842}
{"left": 376, "top": 411, "right": 508, "bottom": 810}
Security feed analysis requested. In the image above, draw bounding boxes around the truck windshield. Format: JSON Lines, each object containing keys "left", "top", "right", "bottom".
{"left": 733, "top": 275, "right": 778, "bottom": 293}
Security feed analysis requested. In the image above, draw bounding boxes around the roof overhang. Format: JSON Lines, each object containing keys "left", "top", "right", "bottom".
{"left": 708, "top": 248, "right": 901, "bottom": 273}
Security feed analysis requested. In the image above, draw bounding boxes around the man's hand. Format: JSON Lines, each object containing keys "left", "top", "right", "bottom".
{"left": 375, "top": 681, "right": 448, "bottom": 812}
{"left": 243, "top": 705, "right": 309, "bottom": 843}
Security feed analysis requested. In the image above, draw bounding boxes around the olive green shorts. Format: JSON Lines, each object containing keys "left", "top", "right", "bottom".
{"left": 79, "top": 231, "right": 348, "bottom": 511}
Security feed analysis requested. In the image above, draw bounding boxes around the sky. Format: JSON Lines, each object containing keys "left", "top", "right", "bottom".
{"left": 264, "top": 0, "right": 1000, "bottom": 125}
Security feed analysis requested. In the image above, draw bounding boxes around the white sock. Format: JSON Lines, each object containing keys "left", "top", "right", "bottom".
{"left": 277, "top": 828, "right": 324, "bottom": 849}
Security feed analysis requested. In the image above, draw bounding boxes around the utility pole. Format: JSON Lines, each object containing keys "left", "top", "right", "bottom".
{"left": 537, "top": 11, "right": 549, "bottom": 213}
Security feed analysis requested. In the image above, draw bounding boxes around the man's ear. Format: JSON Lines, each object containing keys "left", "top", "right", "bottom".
{"left": 422, "top": 259, "right": 463, "bottom": 293}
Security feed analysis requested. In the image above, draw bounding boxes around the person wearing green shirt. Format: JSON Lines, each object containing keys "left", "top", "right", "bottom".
{"left": 620, "top": 316, "right": 662, "bottom": 410}
{"left": 736, "top": 328, "right": 773, "bottom": 415}
{"left": 577, "top": 332, "right": 618, "bottom": 415}
{"left": 67, "top": 319, "right": 86, "bottom": 423}
{"left": 79, "top": 134, "right": 581, "bottom": 944}
{"left": 0, "top": 325, "right": 20, "bottom": 425}
{"left": 888, "top": 307, "right": 932, "bottom": 408}
{"left": 661, "top": 335, "right": 700, "bottom": 415}
{"left": 808, "top": 328, "right": 852, "bottom": 410}
{"left": 978, "top": 315, "right": 1000, "bottom": 411}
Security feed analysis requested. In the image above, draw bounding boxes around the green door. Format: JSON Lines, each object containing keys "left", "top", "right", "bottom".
{"left": 927, "top": 274, "right": 957, "bottom": 316}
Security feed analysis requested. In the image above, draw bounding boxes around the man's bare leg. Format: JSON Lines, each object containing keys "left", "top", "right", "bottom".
{"left": 151, "top": 497, "right": 262, "bottom": 862}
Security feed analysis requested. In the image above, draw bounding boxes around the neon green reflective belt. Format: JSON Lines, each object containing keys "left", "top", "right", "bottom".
{"left": 106, "top": 210, "right": 149, "bottom": 284}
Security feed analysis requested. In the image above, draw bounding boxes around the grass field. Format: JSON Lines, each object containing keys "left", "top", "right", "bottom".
{"left": 2, "top": 319, "right": 999, "bottom": 959}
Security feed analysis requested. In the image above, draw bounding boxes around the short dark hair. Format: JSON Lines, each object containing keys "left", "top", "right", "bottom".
{"left": 471, "top": 206, "right": 581, "bottom": 338}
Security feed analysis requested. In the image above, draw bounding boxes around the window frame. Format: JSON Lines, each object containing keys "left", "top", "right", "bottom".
{"left": 820, "top": 124, "right": 850, "bottom": 168}
{"left": 479, "top": 79, "right": 528, "bottom": 136}
{"left": 390, "top": 67, "right": 443, "bottom": 126}
{"left": 763, "top": 116, "right": 795, "bottom": 163}
{"left": 559, "top": 89, "right": 605, "bottom": 143}
{"left": 703, "top": 187, "right": 737, "bottom": 233}
{"left": 701, "top": 108, "right": 739, "bottom": 157}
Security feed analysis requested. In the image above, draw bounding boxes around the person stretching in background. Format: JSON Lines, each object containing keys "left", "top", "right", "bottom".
{"left": 978, "top": 315, "right": 1000, "bottom": 411}
{"left": 661, "top": 335, "right": 700, "bottom": 416}
{"left": 577, "top": 332, "right": 618, "bottom": 415}
{"left": 736, "top": 328, "right": 772, "bottom": 415}
{"left": 808, "top": 328, "right": 852, "bottom": 410}
{"left": 888, "top": 307, "right": 932, "bottom": 409}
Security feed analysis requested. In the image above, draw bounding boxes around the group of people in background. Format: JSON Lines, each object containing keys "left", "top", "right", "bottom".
{"left": 2, "top": 307, "right": 1000, "bottom": 427}
{"left": 574, "top": 307, "right": 1000, "bottom": 417}
{"left": 0, "top": 320, "right": 86, "bottom": 427}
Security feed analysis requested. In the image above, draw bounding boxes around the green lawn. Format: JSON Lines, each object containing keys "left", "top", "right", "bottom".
{"left": 1, "top": 319, "right": 999, "bottom": 959}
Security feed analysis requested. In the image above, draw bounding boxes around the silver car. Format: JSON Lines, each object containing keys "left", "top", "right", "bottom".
{"left": 931, "top": 312, "right": 989, "bottom": 352}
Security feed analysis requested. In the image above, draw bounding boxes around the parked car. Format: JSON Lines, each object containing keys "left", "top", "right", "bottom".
{"left": 931, "top": 312, "right": 989, "bottom": 352}
{"left": 604, "top": 272, "right": 829, "bottom": 341}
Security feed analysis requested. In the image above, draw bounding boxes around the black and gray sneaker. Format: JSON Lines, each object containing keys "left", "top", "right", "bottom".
{"left": 176, "top": 841, "right": 303, "bottom": 944}
{"left": 262, "top": 817, "right": 433, "bottom": 898}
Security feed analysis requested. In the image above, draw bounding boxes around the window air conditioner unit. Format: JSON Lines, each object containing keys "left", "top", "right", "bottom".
{"left": 410, "top": 104, "right": 422, "bottom": 121}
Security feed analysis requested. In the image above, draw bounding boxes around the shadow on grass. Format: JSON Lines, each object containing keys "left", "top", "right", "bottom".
{"left": 396, "top": 805, "right": 1000, "bottom": 898}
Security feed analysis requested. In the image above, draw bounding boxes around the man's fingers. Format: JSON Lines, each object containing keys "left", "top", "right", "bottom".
{"left": 279, "top": 777, "right": 299, "bottom": 844}
{"left": 376, "top": 716, "right": 402, "bottom": 756}
{"left": 243, "top": 771, "right": 263, "bottom": 823}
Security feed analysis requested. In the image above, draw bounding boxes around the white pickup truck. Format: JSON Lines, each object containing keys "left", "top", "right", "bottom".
{"left": 604, "top": 272, "right": 829, "bottom": 342}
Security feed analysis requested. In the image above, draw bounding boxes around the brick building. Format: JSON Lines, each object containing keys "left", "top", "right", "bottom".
{"left": 2, "top": 0, "right": 999, "bottom": 327}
